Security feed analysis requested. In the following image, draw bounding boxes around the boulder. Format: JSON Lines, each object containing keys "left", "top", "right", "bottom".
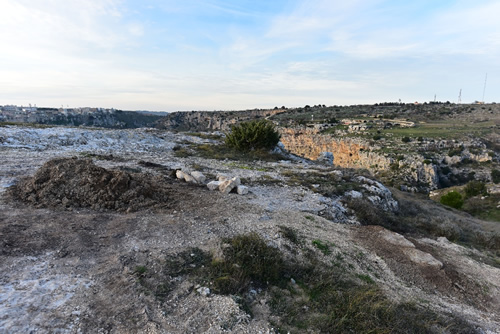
{"left": 176, "top": 170, "right": 197, "bottom": 184}
{"left": 176, "top": 170, "right": 186, "bottom": 180}
{"left": 207, "top": 180, "right": 221, "bottom": 191}
{"left": 191, "top": 171, "right": 206, "bottom": 184}
{"left": 219, "top": 177, "right": 241, "bottom": 194}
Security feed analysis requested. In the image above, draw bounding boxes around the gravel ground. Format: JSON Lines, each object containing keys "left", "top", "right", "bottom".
{"left": 1, "top": 125, "right": 499, "bottom": 333}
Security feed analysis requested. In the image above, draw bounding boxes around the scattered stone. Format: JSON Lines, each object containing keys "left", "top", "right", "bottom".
{"left": 191, "top": 171, "right": 206, "bottom": 184}
{"left": 196, "top": 286, "right": 210, "bottom": 297}
{"left": 207, "top": 180, "right": 221, "bottom": 191}
{"left": 176, "top": 170, "right": 199, "bottom": 184}
{"left": 219, "top": 177, "right": 240, "bottom": 194}
{"left": 176, "top": 170, "right": 186, "bottom": 180}
{"left": 236, "top": 185, "right": 249, "bottom": 195}
{"left": 217, "top": 173, "right": 229, "bottom": 182}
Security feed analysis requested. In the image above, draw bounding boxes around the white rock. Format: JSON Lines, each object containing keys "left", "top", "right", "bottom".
{"left": 346, "top": 190, "right": 363, "bottom": 199}
{"left": 237, "top": 185, "right": 249, "bottom": 195}
{"left": 196, "top": 286, "right": 210, "bottom": 297}
{"left": 183, "top": 173, "right": 197, "bottom": 184}
{"left": 217, "top": 173, "right": 229, "bottom": 182}
{"left": 176, "top": 170, "right": 197, "bottom": 183}
{"left": 191, "top": 171, "right": 206, "bottom": 184}
{"left": 207, "top": 181, "right": 221, "bottom": 191}
{"left": 176, "top": 170, "right": 186, "bottom": 180}
{"left": 231, "top": 176, "right": 241, "bottom": 187}
{"left": 219, "top": 178, "right": 239, "bottom": 194}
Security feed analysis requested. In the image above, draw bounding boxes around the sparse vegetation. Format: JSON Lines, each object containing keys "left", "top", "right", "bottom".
{"left": 209, "top": 233, "right": 286, "bottom": 294}
{"left": 144, "top": 233, "right": 480, "bottom": 333}
{"left": 312, "top": 239, "right": 331, "bottom": 255}
{"left": 464, "top": 181, "right": 487, "bottom": 198}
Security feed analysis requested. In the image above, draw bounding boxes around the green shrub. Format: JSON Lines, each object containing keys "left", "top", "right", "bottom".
{"left": 402, "top": 136, "right": 411, "bottom": 143}
{"left": 492, "top": 169, "right": 500, "bottom": 184}
{"left": 440, "top": 191, "right": 464, "bottom": 209}
{"left": 464, "top": 181, "right": 487, "bottom": 198}
{"left": 225, "top": 119, "right": 280, "bottom": 151}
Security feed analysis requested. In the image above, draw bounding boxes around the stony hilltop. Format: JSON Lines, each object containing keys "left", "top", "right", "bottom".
{"left": 0, "top": 104, "right": 499, "bottom": 333}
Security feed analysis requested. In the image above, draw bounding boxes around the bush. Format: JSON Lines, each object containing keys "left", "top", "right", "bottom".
{"left": 402, "top": 136, "right": 411, "bottom": 143}
{"left": 440, "top": 191, "right": 464, "bottom": 209}
{"left": 492, "top": 169, "right": 500, "bottom": 184}
{"left": 464, "top": 181, "right": 487, "bottom": 198}
{"left": 225, "top": 119, "right": 280, "bottom": 151}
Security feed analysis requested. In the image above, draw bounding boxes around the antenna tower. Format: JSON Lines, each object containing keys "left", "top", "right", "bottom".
{"left": 458, "top": 89, "right": 462, "bottom": 104}
{"left": 482, "top": 73, "right": 487, "bottom": 103}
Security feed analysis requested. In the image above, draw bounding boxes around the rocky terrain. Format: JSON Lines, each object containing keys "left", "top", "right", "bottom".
{"left": 1, "top": 124, "right": 500, "bottom": 333}
{"left": 159, "top": 103, "right": 499, "bottom": 195}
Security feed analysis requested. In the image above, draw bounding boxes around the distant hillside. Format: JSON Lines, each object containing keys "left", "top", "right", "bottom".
{"left": 2, "top": 109, "right": 166, "bottom": 129}
{"left": 156, "top": 108, "right": 287, "bottom": 131}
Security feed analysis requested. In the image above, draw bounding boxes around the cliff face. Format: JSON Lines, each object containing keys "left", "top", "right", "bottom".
{"left": 157, "top": 109, "right": 286, "bottom": 132}
{"left": 280, "top": 128, "right": 439, "bottom": 191}
{"left": 280, "top": 128, "right": 391, "bottom": 169}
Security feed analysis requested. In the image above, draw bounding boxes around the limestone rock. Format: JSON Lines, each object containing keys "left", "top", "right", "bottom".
{"left": 219, "top": 177, "right": 241, "bottom": 194}
{"left": 191, "top": 171, "right": 206, "bottom": 184}
{"left": 196, "top": 286, "right": 211, "bottom": 297}
{"left": 237, "top": 185, "right": 249, "bottom": 195}
{"left": 176, "top": 170, "right": 186, "bottom": 180}
{"left": 207, "top": 180, "right": 221, "bottom": 191}
{"left": 217, "top": 173, "right": 229, "bottom": 182}
{"left": 176, "top": 170, "right": 197, "bottom": 184}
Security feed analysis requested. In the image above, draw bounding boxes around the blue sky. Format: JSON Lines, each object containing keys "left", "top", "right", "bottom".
{"left": 1, "top": 0, "right": 499, "bottom": 111}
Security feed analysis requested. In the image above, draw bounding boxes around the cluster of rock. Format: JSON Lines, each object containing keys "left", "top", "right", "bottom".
{"left": 345, "top": 176, "right": 399, "bottom": 212}
{"left": 176, "top": 170, "right": 249, "bottom": 195}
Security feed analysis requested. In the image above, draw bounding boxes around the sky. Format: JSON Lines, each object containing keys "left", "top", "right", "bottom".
{"left": 1, "top": 0, "right": 499, "bottom": 111}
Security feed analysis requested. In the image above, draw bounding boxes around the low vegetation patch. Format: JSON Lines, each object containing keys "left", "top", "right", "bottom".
{"left": 137, "top": 233, "right": 480, "bottom": 333}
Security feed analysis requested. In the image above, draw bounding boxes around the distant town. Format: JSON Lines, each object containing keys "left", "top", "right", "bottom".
{"left": 0, "top": 104, "right": 165, "bottom": 128}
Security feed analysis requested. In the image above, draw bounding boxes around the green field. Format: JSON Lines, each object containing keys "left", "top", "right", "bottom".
{"left": 374, "top": 120, "right": 497, "bottom": 139}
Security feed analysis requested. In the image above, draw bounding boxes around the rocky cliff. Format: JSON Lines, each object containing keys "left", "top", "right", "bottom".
{"left": 280, "top": 127, "right": 439, "bottom": 191}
